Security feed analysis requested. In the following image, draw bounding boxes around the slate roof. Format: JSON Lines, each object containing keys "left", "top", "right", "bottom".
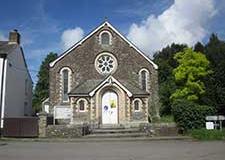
{"left": 120, "top": 80, "right": 149, "bottom": 96}
{"left": 68, "top": 78, "right": 149, "bottom": 97}
{"left": 69, "top": 79, "right": 103, "bottom": 96}
{"left": 0, "top": 41, "right": 18, "bottom": 55}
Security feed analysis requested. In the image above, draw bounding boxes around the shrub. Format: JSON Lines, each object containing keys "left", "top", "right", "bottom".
{"left": 190, "top": 129, "right": 225, "bottom": 140}
{"left": 172, "top": 99, "right": 215, "bottom": 131}
{"left": 160, "top": 115, "right": 175, "bottom": 123}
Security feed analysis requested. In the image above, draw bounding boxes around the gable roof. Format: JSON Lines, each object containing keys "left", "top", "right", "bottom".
{"left": 89, "top": 76, "right": 133, "bottom": 97}
{"left": 68, "top": 75, "right": 149, "bottom": 97}
{"left": 49, "top": 21, "right": 158, "bottom": 69}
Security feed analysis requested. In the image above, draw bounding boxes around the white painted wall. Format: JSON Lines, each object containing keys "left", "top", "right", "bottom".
{"left": 3, "top": 46, "right": 32, "bottom": 117}
{"left": 0, "top": 58, "right": 3, "bottom": 106}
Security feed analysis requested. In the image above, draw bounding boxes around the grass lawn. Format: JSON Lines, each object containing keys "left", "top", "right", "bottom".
{"left": 189, "top": 128, "right": 225, "bottom": 140}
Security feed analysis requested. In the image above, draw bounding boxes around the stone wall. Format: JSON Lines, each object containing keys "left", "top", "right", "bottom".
{"left": 140, "top": 123, "right": 178, "bottom": 136}
{"left": 131, "top": 112, "right": 146, "bottom": 121}
{"left": 46, "top": 124, "right": 90, "bottom": 138}
{"left": 38, "top": 112, "right": 47, "bottom": 137}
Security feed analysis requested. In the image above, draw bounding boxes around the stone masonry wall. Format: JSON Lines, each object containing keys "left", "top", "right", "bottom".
{"left": 46, "top": 124, "right": 90, "bottom": 138}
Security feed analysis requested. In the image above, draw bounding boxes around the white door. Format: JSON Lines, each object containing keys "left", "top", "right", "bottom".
{"left": 102, "top": 91, "right": 118, "bottom": 124}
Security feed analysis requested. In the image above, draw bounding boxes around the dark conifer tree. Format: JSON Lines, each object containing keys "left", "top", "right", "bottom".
{"left": 32, "top": 52, "right": 58, "bottom": 113}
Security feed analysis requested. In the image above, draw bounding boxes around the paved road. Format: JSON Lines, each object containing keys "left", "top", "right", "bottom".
{"left": 0, "top": 140, "right": 224, "bottom": 160}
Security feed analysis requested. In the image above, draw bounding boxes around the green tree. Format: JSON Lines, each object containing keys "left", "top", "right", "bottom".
{"left": 171, "top": 48, "right": 211, "bottom": 102}
{"left": 194, "top": 42, "right": 205, "bottom": 53}
{"left": 153, "top": 43, "right": 187, "bottom": 115}
{"left": 203, "top": 33, "right": 225, "bottom": 114}
{"left": 32, "top": 52, "right": 58, "bottom": 112}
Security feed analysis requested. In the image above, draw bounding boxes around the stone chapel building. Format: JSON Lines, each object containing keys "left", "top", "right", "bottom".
{"left": 48, "top": 21, "right": 159, "bottom": 126}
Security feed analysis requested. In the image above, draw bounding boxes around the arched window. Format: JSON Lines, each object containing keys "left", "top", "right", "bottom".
{"left": 141, "top": 70, "right": 147, "bottom": 91}
{"left": 133, "top": 98, "right": 142, "bottom": 112}
{"left": 101, "top": 32, "right": 109, "bottom": 45}
{"left": 134, "top": 100, "right": 139, "bottom": 111}
{"left": 139, "top": 68, "right": 149, "bottom": 91}
{"left": 60, "top": 67, "right": 72, "bottom": 102}
{"left": 79, "top": 100, "right": 85, "bottom": 111}
{"left": 62, "top": 70, "right": 69, "bottom": 101}
{"left": 99, "top": 31, "right": 112, "bottom": 45}
{"left": 76, "top": 98, "right": 88, "bottom": 112}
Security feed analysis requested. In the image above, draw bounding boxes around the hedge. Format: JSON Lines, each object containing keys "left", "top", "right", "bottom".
{"left": 172, "top": 99, "right": 215, "bottom": 131}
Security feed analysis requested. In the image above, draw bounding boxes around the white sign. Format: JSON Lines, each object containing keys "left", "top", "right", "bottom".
{"left": 54, "top": 106, "right": 72, "bottom": 119}
{"left": 206, "top": 115, "right": 225, "bottom": 121}
{"left": 218, "top": 115, "right": 225, "bottom": 120}
{"left": 206, "top": 122, "right": 214, "bottom": 130}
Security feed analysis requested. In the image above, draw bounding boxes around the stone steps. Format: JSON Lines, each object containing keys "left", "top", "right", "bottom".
{"left": 87, "top": 124, "right": 147, "bottom": 138}
{"left": 85, "top": 132, "right": 147, "bottom": 138}
{"left": 92, "top": 128, "right": 140, "bottom": 134}
{"left": 98, "top": 124, "right": 125, "bottom": 129}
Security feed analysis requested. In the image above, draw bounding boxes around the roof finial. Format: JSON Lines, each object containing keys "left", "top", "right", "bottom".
{"left": 104, "top": 16, "right": 108, "bottom": 22}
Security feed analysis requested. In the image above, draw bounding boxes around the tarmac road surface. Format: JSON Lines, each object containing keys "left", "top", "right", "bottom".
{"left": 0, "top": 140, "right": 224, "bottom": 160}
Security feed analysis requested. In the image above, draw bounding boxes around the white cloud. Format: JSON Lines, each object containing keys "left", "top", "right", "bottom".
{"left": 0, "top": 32, "right": 7, "bottom": 41}
{"left": 61, "top": 27, "right": 84, "bottom": 50}
{"left": 127, "top": 0, "right": 216, "bottom": 57}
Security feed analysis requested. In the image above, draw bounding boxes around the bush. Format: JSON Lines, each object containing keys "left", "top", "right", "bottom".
{"left": 190, "top": 129, "right": 225, "bottom": 140}
{"left": 160, "top": 115, "right": 175, "bottom": 123}
{"left": 172, "top": 99, "right": 215, "bottom": 131}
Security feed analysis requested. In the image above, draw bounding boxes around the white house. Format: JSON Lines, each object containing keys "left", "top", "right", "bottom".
{"left": 0, "top": 30, "right": 33, "bottom": 128}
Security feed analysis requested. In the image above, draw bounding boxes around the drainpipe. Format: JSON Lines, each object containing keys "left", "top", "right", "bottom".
{"left": 0, "top": 54, "right": 7, "bottom": 133}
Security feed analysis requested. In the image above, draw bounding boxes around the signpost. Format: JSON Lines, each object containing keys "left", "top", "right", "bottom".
{"left": 53, "top": 106, "right": 72, "bottom": 125}
{"left": 206, "top": 115, "right": 225, "bottom": 131}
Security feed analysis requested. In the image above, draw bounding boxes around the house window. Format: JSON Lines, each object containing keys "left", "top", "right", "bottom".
{"left": 79, "top": 100, "right": 85, "bottom": 111}
{"left": 25, "top": 79, "right": 28, "bottom": 95}
{"left": 24, "top": 102, "right": 28, "bottom": 116}
{"left": 99, "top": 31, "right": 112, "bottom": 45}
{"left": 60, "top": 67, "right": 72, "bottom": 102}
{"left": 139, "top": 69, "right": 149, "bottom": 91}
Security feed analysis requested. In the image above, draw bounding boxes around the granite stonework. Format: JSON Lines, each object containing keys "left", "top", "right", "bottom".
{"left": 38, "top": 112, "right": 47, "bottom": 137}
{"left": 48, "top": 21, "right": 160, "bottom": 126}
{"left": 46, "top": 124, "right": 90, "bottom": 138}
{"left": 140, "top": 123, "right": 178, "bottom": 136}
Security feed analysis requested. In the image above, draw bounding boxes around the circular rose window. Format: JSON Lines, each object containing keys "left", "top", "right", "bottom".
{"left": 95, "top": 53, "right": 117, "bottom": 75}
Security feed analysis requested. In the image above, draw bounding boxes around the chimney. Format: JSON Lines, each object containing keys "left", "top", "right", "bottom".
{"left": 8, "top": 29, "right": 20, "bottom": 45}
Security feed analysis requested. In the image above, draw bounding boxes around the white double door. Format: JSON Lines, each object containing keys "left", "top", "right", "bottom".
{"left": 102, "top": 91, "right": 118, "bottom": 124}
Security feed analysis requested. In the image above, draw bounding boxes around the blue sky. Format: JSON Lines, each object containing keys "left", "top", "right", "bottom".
{"left": 0, "top": 0, "right": 225, "bottom": 84}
